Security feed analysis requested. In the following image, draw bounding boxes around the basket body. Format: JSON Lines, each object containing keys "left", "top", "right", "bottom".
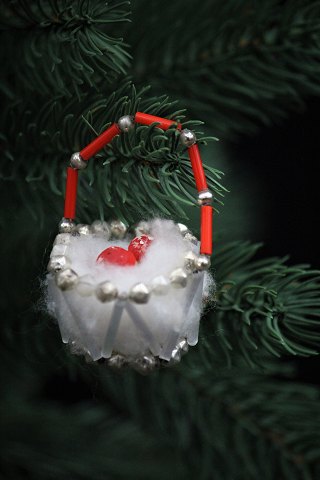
{"left": 46, "top": 219, "right": 211, "bottom": 364}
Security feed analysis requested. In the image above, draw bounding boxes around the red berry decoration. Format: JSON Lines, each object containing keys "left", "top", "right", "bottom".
{"left": 128, "top": 235, "right": 153, "bottom": 262}
{"left": 96, "top": 246, "right": 136, "bottom": 266}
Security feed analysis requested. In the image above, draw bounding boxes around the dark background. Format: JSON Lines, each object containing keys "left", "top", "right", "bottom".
{"left": 229, "top": 98, "right": 320, "bottom": 386}
{"left": 231, "top": 98, "right": 319, "bottom": 268}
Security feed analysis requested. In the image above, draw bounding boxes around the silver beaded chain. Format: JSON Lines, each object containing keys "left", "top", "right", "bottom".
{"left": 48, "top": 219, "right": 211, "bottom": 304}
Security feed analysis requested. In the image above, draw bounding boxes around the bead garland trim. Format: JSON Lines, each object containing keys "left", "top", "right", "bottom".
{"left": 48, "top": 220, "right": 211, "bottom": 304}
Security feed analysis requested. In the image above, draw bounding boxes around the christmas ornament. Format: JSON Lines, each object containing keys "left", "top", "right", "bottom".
{"left": 46, "top": 111, "right": 214, "bottom": 373}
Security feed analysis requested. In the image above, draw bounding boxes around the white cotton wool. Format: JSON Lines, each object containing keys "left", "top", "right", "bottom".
{"left": 45, "top": 219, "right": 214, "bottom": 361}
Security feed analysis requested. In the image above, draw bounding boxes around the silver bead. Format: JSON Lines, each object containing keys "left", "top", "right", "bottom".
{"left": 76, "top": 224, "right": 92, "bottom": 236}
{"left": 47, "top": 255, "right": 70, "bottom": 273}
{"left": 180, "top": 129, "right": 196, "bottom": 147}
{"left": 110, "top": 220, "right": 127, "bottom": 239}
{"left": 184, "top": 250, "right": 198, "bottom": 271}
{"left": 151, "top": 275, "right": 170, "bottom": 295}
{"left": 69, "top": 340, "right": 87, "bottom": 356}
{"left": 170, "top": 347, "right": 181, "bottom": 363}
{"left": 70, "top": 152, "right": 87, "bottom": 170}
{"left": 58, "top": 218, "right": 76, "bottom": 234}
{"left": 91, "top": 220, "right": 110, "bottom": 238}
{"left": 107, "top": 354, "right": 127, "bottom": 369}
{"left": 117, "top": 115, "right": 135, "bottom": 132}
{"left": 184, "top": 232, "right": 199, "bottom": 245}
{"left": 177, "top": 223, "right": 190, "bottom": 236}
{"left": 55, "top": 268, "right": 79, "bottom": 290}
{"left": 135, "top": 221, "right": 151, "bottom": 236}
{"left": 84, "top": 353, "right": 94, "bottom": 364}
{"left": 194, "top": 255, "right": 211, "bottom": 271}
{"left": 170, "top": 268, "right": 188, "bottom": 288}
{"left": 178, "top": 339, "right": 189, "bottom": 355}
{"left": 95, "top": 281, "right": 118, "bottom": 302}
{"left": 50, "top": 244, "right": 68, "bottom": 257}
{"left": 129, "top": 283, "right": 150, "bottom": 304}
{"left": 198, "top": 189, "right": 213, "bottom": 206}
{"left": 53, "top": 233, "right": 72, "bottom": 246}
{"left": 132, "top": 355, "right": 157, "bottom": 374}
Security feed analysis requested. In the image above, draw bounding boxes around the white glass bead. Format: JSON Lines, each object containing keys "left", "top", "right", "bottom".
{"left": 76, "top": 276, "right": 94, "bottom": 297}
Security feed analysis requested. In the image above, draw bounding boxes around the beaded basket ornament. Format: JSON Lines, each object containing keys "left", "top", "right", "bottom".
{"left": 46, "top": 112, "right": 214, "bottom": 373}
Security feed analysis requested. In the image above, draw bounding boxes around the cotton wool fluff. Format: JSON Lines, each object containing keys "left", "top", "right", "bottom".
{"left": 46, "top": 219, "right": 214, "bottom": 361}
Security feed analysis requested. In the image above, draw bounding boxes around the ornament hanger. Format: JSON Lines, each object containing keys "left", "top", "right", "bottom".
{"left": 62, "top": 112, "right": 213, "bottom": 256}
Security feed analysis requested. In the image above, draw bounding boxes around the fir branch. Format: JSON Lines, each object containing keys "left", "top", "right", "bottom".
{"left": 0, "top": 398, "right": 179, "bottom": 480}
{"left": 208, "top": 242, "right": 320, "bottom": 366}
{"left": 1, "top": 333, "right": 319, "bottom": 480}
{"left": 0, "top": 0, "right": 131, "bottom": 96}
{"left": 176, "top": 371, "right": 320, "bottom": 479}
{"left": 128, "top": 0, "right": 320, "bottom": 136}
{"left": 1, "top": 81, "right": 224, "bottom": 223}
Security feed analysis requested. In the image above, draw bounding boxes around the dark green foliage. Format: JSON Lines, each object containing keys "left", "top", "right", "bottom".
{"left": 1, "top": 346, "right": 319, "bottom": 479}
{"left": 1, "top": 0, "right": 320, "bottom": 479}
{"left": 128, "top": 0, "right": 320, "bottom": 137}
{"left": 0, "top": 0, "right": 131, "bottom": 96}
{"left": 2, "top": 80, "right": 223, "bottom": 223}
{"left": 211, "top": 242, "right": 320, "bottom": 365}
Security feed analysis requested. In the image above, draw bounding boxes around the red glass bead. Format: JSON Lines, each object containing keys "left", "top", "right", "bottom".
{"left": 135, "top": 112, "right": 182, "bottom": 131}
{"left": 128, "top": 235, "right": 153, "bottom": 261}
{"left": 64, "top": 167, "right": 78, "bottom": 219}
{"left": 96, "top": 246, "right": 136, "bottom": 266}
{"left": 200, "top": 206, "right": 213, "bottom": 255}
{"left": 80, "top": 123, "right": 120, "bottom": 161}
{"left": 188, "top": 144, "right": 208, "bottom": 192}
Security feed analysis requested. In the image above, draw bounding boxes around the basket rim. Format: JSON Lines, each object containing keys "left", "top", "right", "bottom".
{"left": 48, "top": 219, "right": 210, "bottom": 304}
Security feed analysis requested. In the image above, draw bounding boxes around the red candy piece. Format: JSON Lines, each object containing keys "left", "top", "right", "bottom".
{"left": 96, "top": 246, "right": 136, "bottom": 266}
{"left": 128, "top": 235, "right": 153, "bottom": 261}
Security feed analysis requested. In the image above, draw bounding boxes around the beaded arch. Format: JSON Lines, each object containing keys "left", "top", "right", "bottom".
{"left": 62, "top": 112, "right": 213, "bottom": 256}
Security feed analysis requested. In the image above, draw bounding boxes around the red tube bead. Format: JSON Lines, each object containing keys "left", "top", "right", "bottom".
{"left": 64, "top": 167, "right": 78, "bottom": 219}
{"left": 80, "top": 123, "right": 120, "bottom": 161}
{"left": 188, "top": 144, "right": 208, "bottom": 192}
{"left": 200, "top": 205, "right": 213, "bottom": 255}
{"left": 135, "top": 112, "right": 181, "bottom": 131}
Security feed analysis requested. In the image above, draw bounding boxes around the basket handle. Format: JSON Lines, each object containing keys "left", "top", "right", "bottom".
{"left": 63, "top": 112, "right": 213, "bottom": 256}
